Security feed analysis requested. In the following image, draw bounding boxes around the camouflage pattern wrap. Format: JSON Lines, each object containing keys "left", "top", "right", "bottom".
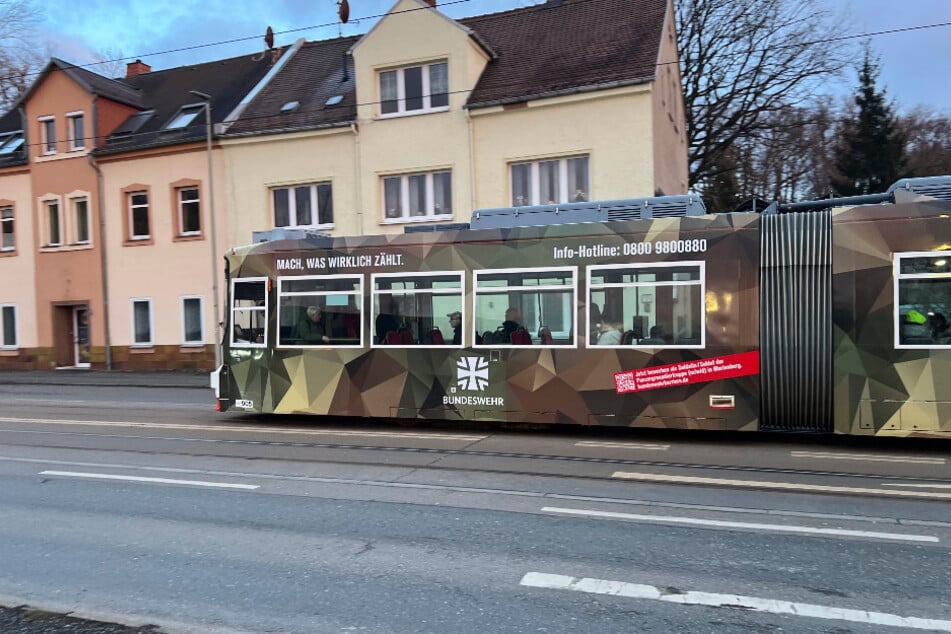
{"left": 832, "top": 200, "right": 951, "bottom": 435}
{"left": 220, "top": 213, "right": 762, "bottom": 430}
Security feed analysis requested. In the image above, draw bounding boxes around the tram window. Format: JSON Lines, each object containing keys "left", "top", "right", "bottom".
{"left": 277, "top": 275, "right": 363, "bottom": 347}
{"left": 895, "top": 252, "right": 951, "bottom": 348}
{"left": 231, "top": 278, "right": 267, "bottom": 347}
{"left": 588, "top": 262, "right": 704, "bottom": 348}
{"left": 474, "top": 268, "right": 576, "bottom": 347}
{"left": 372, "top": 272, "right": 464, "bottom": 346}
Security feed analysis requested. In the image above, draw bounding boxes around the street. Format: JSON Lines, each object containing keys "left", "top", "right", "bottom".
{"left": 0, "top": 374, "right": 949, "bottom": 633}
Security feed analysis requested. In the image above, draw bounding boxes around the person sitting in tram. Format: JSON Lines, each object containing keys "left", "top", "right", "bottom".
{"left": 447, "top": 311, "right": 462, "bottom": 345}
{"left": 297, "top": 305, "right": 330, "bottom": 344}
{"left": 501, "top": 307, "right": 523, "bottom": 343}
{"left": 596, "top": 317, "right": 623, "bottom": 345}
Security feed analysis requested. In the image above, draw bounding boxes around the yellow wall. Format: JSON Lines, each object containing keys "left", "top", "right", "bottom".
{"left": 651, "top": 0, "right": 689, "bottom": 195}
{"left": 469, "top": 86, "right": 658, "bottom": 209}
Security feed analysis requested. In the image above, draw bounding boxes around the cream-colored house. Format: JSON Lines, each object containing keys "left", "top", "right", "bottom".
{"left": 224, "top": 0, "right": 687, "bottom": 243}
{"left": 0, "top": 0, "right": 686, "bottom": 371}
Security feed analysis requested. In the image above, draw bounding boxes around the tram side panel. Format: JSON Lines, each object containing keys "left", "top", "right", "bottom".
{"left": 220, "top": 214, "right": 762, "bottom": 430}
{"left": 832, "top": 200, "right": 951, "bottom": 435}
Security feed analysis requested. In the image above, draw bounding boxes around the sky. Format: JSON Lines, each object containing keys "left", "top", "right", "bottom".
{"left": 35, "top": 0, "right": 951, "bottom": 115}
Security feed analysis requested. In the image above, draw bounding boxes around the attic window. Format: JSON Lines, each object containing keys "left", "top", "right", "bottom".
{"left": 325, "top": 95, "right": 343, "bottom": 106}
{"left": 165, "top": 105, "right": 203, "bottom": 130}
{"left": 0, "top": 134, "right": 24, "bottom": 155}
{"left": 280, "top": 101, "right": 300, "bottom": 113}
{"left": 111, "top": 110, "right": 154, "bottom": 137}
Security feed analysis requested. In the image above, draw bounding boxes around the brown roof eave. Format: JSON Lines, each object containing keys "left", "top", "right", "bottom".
{"left": 465, "top": 76, "right": 654, "bottom": 110}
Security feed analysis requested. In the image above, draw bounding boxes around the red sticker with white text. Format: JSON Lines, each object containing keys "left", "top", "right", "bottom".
{"left": 614, "top": 351, "right": 760, "bottom": 394}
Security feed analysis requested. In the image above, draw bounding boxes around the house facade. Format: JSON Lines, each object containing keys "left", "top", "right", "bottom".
{"left": 0, "top": 0, "right": 687, "bottom": 371}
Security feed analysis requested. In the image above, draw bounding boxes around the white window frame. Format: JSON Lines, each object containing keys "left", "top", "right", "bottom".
{"left": 271, "top": 182, "right": 334, "bottom": 229}
{"left": 231, "top": 277, "right": 269, "bottom": 349}
{"left": 587, "top": 261, "right": 706, "bottom": 349}
{"left": 473, "top": 267, "right": 578, "bottom": 348}
{"left": 381, "top": 170, "right": 452, "bottom": 222}
{"left": 128, "top": 191, "right": 150, "bottom": 240}
{"left": 1, "top": 205, "right": 13, "bottom": 251}
{"left": 67, "top": 111, "right": 85, "bottom": 151}
{"left": 178, "top": 186, "right": 201, "bottom": 236}
{"left": 277, "top": 274, "right": 363, "bottom": 349}
{"left": 181, "top": 295, "right": 204, "bottom": 346}
{"left": 39, "top": 116, "right": 56, "bottom": 155}
{"left": 70, "top": 196, "right": 91, "bottom": 245}
{"left": 370, "top": 271, "right": 465, "bottom": 349}
{"left": 0, "top": 304, "right": 17, "bottom": 349}
{"left": 510, "top": 155, "right": 590, "bottom": 206}
{"left": 130, "top": 298, "right": 154, "bottom": 347}
{"left": 894, "top": 250, "right": 951, "bottom": 349}
{"left": 378, "top": 60, "right": 449, "bottom": 118}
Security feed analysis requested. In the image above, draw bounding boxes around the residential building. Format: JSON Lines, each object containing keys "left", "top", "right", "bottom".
{"left": 0, "top": 0, "right": 686, "bottom": 371}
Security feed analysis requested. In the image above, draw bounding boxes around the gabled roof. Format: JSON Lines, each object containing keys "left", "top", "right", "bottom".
{"left": 95, "top": 49, "right": 288, "bottom": 156}
{"left": 460, "top": 0, "right": 667, "bottom": 108}
{"left": 14, "top": 58, "right": 144, "bottom": 109}
{"left": 225, "top": 0, "right": 667, "bottom": 138}
{"left": 226, "top": 36, "right": 360, "bottom": 137}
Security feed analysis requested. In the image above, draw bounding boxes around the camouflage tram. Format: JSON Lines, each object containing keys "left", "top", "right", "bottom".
{"left": 213, "top": 178, "right": 951, "bottom": 436}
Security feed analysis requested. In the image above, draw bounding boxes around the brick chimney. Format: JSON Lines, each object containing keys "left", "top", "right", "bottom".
{"left": 126, "top": 59, "right": 151, "bottom": 78}
{"left": 423, "top": 0, "right": 436, "bottom": 6}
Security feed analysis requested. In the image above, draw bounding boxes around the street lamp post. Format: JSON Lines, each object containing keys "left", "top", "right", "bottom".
{"left": 190, "top": 90, "right": 221, "bottom": 369}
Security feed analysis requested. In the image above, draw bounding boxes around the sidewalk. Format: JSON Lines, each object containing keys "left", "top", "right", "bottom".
{"left": 0, "top": 369, "right": 211, "bottom": 389}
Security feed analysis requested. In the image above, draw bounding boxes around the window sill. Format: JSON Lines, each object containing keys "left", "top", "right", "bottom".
{"left": 173, "top": 234, "right": 205, "bottom": 243}
{"left": 129, "top": 346, "right": 155, "bottom": 353}
{"left": 39, "top": 243, "right": 94, "bottom": 253}
{"left": 123, "top": 238, "right": 154, "bottom": 247}
{"left": 180, "top": 344, "right": 206, "bottom": 351}
{"left": 0, "top": 349, "right": 19, "bottom": 355}
{"left": 376, "top": 106, "right": 449, "bottom": 121}
{"left": 0, "top": 249, "right": 16, "bottom": 257}
{"left": 381, "top": 214, "right": 453, "bottom": 225}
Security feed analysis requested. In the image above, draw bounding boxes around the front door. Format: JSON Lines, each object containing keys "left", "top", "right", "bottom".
{"left": 73, "top": 306, "right": 91, "bottom": 368}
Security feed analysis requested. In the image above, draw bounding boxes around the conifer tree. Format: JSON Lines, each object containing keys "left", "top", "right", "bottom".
{"left": 832, "top": 51, "right": 907, "bottom": 195}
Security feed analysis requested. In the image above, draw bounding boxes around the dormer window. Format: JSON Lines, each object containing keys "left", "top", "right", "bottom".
{"left": 0, "top": 134, "right": 24, "bottom": 155}
{"left": 165, "top": 105, "right": 203, "bottom": 130}
{"left": 111, "top": 110, "right": 155, "bottom": 138}
{"left": 379, "top": 60, "right": 448, "bottom": 117}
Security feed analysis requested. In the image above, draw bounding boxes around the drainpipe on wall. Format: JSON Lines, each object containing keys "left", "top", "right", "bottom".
{"left": 464, "top": 108, "right": 476, "bottom": 214}
{"left": 88, "top": 97, "right": 111, "bottom": 370}
{"left": 351, "top": 122, "right": 363, "bottom": 235}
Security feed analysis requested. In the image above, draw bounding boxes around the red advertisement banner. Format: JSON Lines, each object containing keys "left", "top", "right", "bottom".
{"left": 614, "top": 351, "right": 760, "bottom": 394}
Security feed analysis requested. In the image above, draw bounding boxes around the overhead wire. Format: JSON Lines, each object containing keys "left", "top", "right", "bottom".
{"left": 1, "top": 0, "right": 949, "bottom": 152}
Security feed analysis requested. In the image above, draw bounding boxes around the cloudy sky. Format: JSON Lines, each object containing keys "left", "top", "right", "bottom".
{"left": 37, "top": 0, "right": 951, "bottom": 114}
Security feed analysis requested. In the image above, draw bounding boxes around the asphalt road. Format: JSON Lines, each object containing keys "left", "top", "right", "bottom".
{"left": 0, "top": 374, "right": 949, "bottom": 633}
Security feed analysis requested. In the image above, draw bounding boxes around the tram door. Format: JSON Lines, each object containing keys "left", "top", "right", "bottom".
{"left": 73, "top": 306, "right": 91, "bottom": 368}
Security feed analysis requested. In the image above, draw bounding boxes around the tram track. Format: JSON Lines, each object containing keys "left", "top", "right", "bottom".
{"left": 1, "top": 423, "right": 950, "bottom": 495}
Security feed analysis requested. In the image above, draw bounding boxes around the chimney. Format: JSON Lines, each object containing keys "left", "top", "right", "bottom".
{"left": 423, "top": 0, "right": 436, "bottom": 6}
{"left": 126, "top": 59, "right": 151, "bottom": 77}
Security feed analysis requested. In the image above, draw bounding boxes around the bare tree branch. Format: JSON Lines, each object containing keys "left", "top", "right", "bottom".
{"left": 677, "top": 0, "right": 852, "bottom": 190}
{"left": 0, "top": 0, "right": 44, "bottom": 110}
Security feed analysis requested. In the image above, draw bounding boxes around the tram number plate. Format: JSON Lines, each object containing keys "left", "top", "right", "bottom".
{"left": 235, "top": 399, "right": 254, "bottom": 409}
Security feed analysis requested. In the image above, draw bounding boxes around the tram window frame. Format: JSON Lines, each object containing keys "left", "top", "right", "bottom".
{"left": 231, "top": 277, "right": 268, "bottom": 349}
{"left": 894, "top": 251, "right": 951, "bottom": 349}
{"left": 473, "top": 267, "right": 577, "bottom": 348}
{"left": 371, "top": 271, "right": 465, "bottom": 348}
{"left": 277, "top": 275, "right": 363, "bottom": 348}
{"left": 588, "top": 261, "right": 705, "bottom": 349}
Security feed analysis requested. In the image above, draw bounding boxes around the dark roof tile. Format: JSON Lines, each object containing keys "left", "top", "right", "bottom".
{"left": 460, "top": 0, "right": 666, "bottom": 107}
{"left": 226, "top": 37, "right": 359, "bottom": 136}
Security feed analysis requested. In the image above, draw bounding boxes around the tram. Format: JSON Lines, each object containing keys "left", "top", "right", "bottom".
{"left": 213, "top": 177, "right": 951, "bottom": 436}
